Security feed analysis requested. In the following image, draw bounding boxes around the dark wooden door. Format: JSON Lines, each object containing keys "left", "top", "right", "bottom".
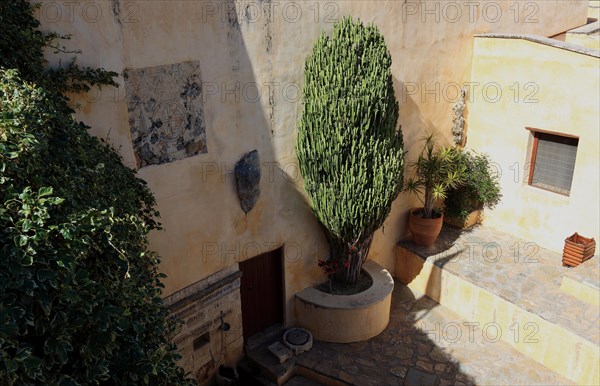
{"left": 239, "top": 248, "right": 284, "bottom": 340}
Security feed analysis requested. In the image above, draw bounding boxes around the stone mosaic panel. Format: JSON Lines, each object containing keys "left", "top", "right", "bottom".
{"left": 123, "top": 62, "right": 207, "bottom": 167}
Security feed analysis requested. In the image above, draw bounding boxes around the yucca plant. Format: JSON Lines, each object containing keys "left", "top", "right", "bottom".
{"left": 296, "top": 17, "right": 404, "bottom": 285}
{"left": 405, "top": 134, "right": 465, "bottom": 219}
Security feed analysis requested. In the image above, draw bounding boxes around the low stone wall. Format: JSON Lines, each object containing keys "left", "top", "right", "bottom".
{"left": 163, "top": 265, "right": 244, "bottom": 385}
{"left": 294, "top": 261, "right": 394, "bottom": 343}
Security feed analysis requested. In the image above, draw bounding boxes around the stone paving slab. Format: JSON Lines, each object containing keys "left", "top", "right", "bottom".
{"left": 282, "top": 376, "right": 325, "bottom": 386}
{"left": 398, "top": 224, "right": 600, "bottom": 345}
{"left": 296, "top": 285, "right": 573, "bottom": 386}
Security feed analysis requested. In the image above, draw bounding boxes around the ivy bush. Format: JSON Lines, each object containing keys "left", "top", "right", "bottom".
{"left": 1, "top": 1, "right": 192, "bottom": 385}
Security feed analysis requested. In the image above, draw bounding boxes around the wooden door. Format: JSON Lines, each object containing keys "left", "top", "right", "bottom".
{"left": 239, "top": 248, "right": 284, "bottom": 340}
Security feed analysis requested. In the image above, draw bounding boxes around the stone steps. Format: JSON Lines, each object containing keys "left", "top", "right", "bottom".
{"left": 237, "top": 357, "right": 278, "bottom": 386}
{"left": 405, "top": 286, "right": 574, "bottom": 386}
{"left": 396, "top": 224, "right": 599, "bottom": 385}
{"left": 245, "top": 324, "right": 297, "bottom": 385}
{"left": 290, "top": 284, "right": 573, "bottom": 386}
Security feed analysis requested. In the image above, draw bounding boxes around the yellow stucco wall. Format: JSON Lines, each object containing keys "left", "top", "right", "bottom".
{"left": 566, "top": 32, "right": 600, "bottom": 50}
{"left": 589, "top": 0, "right": 600, "bottom": 20}
{"left": 36, "top": 0, "right": 589, "bottom": 324}
{"left": 466, "top": 36, "right": 600, "bottom": 253}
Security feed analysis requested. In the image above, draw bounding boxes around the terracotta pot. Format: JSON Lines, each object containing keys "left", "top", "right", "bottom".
{"left": 409, "top": 208, "right": 443, "bottom": 247}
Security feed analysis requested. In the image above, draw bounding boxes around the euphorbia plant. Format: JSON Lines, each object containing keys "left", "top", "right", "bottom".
{"left": 297, "top": 17, "right": 404, "bottom": 285}
{"left": 405, "top": 134, "right": 465, "bottom": 219}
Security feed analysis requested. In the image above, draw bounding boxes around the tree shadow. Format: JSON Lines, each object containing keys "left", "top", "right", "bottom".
{"left": 396, "top": 224, "right": 477, "bottom": 322}
{"left": 293, "top": 283, "right": 477, "bottom": 386}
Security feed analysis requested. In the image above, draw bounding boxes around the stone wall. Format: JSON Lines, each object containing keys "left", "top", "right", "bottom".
{"left": 163, "top": 265, "right": 244, "bottom": 384}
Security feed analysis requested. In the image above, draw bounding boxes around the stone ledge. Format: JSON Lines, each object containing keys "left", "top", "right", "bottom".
{"left": 295, "top": 260, "right": 394, "bottom": 310}
{"left": 568, "top": 20, "right": 600, "bottom": 35}
{"left": 474, "top": 33, "right": 600, "bottom": 58}
{"left": 395, "top": 242, "right": 599, "bottom": 385}
{"left": 163, "top": 264, "right": 241, "bottom": 309}
{"left": 294, "top": 261, "right": 393, "bottom": 343}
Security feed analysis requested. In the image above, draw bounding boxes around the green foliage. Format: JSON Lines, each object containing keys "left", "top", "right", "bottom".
{"left": 444, "top": 150, "right": 502, "bottom": 221}
{"left": 1, "top": 2, "right": 192, "bottom": 385}
{"left": 297, "top": 17, "right": 404, "bottom": 285}
{"left": 405, "top": 134, "right": 465, "bottom": 219}
{"left": 0, "top": 0, "right": 118, "bottom": 94}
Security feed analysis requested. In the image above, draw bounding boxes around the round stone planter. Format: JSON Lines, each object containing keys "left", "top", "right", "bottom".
{"left": 294, "top": 261, "right": 394, "bottom": 343}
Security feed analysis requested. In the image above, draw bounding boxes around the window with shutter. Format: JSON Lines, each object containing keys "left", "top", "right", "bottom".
{"left": 529, "top": 131, "right": 579, "bottom": 196}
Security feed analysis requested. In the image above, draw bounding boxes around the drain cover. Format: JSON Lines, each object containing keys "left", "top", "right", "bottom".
{"left": 282, "top": 327, "right": 313, "bottom": 355}
{"left": 286, "top": 329, "right": 310, "bottom": 345}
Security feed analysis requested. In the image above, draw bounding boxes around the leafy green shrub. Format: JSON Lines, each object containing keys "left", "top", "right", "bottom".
{"left": 296, "top": 17, "right": 404, "bottom": 285}
{"left": 1, "top": 2, "right": 192, "bottom": 385}
{"left": 444, "top": 150, "right": 502, "bottom": 221}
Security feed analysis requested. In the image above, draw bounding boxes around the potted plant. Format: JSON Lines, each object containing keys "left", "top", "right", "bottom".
{"left": 444, "top": 150, "right": 502, "bottom": 228}
{"left": 405, "top": 134, "right": 464, "bottom": 246}
{"left": 296, "top": 17, "right": 404, "bottom": 286}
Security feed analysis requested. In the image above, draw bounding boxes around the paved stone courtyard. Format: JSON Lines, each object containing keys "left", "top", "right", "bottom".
{"left": 246, "top": 224, "right": 598, "bottom": 385}
{"left": 288, "top": 285, "right": 572, "bottom": 386}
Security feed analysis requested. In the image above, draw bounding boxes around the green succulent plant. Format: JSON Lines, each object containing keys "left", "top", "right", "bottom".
{"left": 296, "top": 17, "right": 404, "bottom": 285}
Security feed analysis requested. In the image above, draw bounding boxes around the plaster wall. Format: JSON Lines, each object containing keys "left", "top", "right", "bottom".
{"left": 466, "top": 36, "right": 600, "bottom": 253}
{"left": 589, "top": 0, "right": 600, "bottom": 21}
{"left": 566, "top": 32, "right": 600, "bottom": 50}
{"left": 36, "top": 0, "right": 589, "bottom": 325}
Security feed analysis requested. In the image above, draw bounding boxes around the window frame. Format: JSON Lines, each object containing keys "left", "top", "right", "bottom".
{"left": 526, "top": 128, "right": 579, "bottom": 196}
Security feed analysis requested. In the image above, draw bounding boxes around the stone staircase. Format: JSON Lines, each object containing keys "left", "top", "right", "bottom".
{"left": 396, "top": 224, "right": 599, "bottom": 385}
{"left": 242, "top": 324, "right": 296, "bottom": 385}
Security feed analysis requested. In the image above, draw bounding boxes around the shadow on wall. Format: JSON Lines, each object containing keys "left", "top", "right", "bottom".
{"left": 390, "top": 76, "right": 442, "bottom": 244}
{"left": 394, "top": 223, "right": 472, "bottom": 320}
{"left": 188, "top": 0, "right": 326, "bottom": 383}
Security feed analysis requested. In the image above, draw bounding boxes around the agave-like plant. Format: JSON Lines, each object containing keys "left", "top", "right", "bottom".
{"left": 405, "top": 134, "right": 465, "bottom": 219}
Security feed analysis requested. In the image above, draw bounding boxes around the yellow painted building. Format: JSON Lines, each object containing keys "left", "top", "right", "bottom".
{"left": 466, "top": 34, "right": 599, "bottom": 253}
